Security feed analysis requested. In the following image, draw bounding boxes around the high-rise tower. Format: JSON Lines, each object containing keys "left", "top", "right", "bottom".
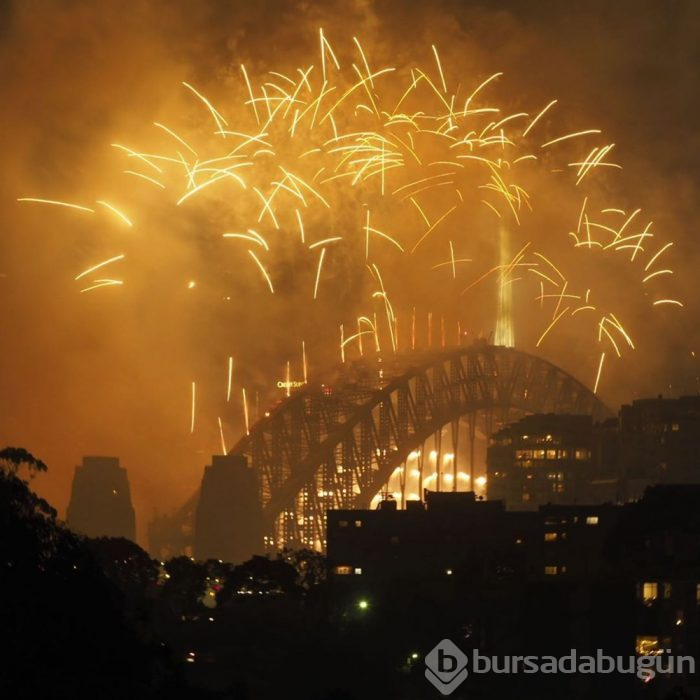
{"left": 194, "top": 454, "right": 263, "bottom": 563}
{"left": 66, "top": 456, "right": 136, "bottom": 541}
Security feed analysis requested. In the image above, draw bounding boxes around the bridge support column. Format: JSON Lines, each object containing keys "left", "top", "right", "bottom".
{"left": 418, "top": 442, "right": 425, "bottom": 499}
{"left": 450, "top": 419, "right": 460, "bottom": 492}
{"left": 468, "top": 412, "right": 477, "bottom": 486}
{"left": 435, "top": 429, "right": 442, "bottom": 492}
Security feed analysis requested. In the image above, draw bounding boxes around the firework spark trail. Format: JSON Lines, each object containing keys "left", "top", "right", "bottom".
{"left": 248, "top": 250, "right": 274, "bottom": 293}
{"left": 242, "top": 388, "right": 250, "bottom": 436}
{"left": 74, "top": 254, "right": 126, "bottom": 281}
{"left": 79, "top": 279, "right": 124, "bottom": 293}
{"left": 190, "top": 381, "right": 196, "bottom": 433}
{"left": 593, "top": 352, "right": 605, "bottom": 394}
{"left": 18, "top": 31, "right": 684, "bottom": 439}
{"left": 217, "top": 416, "right": 227, "bottom": 454}
{"left": 227, "top": 357, "right": 234, "bottom": 402}
{"left": 96, "top": 200, "right": 133, "bottom": 226}
{"left": 313, "top": 248, "right": 326, "bottom": 299}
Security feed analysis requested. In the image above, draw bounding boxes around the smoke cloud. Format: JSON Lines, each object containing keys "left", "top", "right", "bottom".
{"left": 1, "top": 0, "right": 697, "bottom": 544}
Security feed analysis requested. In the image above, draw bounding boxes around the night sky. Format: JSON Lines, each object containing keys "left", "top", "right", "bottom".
{"left": 1, "top": 0, "right": 698, "bottom": 543}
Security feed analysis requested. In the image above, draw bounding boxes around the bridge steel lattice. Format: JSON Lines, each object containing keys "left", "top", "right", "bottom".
{"left": 229, "top": 345, "right": 611, "bottom": 550}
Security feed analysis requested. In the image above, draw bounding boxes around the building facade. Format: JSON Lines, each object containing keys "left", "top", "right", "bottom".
{"left": 194, "top": 454, "right": 263, "bottom": 564}
{"left": 487, "top": 396, "right": 700, "bottom": 510}
{"left": 486, "top": 414, "right": 617, "bottom": 509}
{"left": 66, "top": 456, "right": 136, "bottom": 540}
{"left": 327, "top": 487, "right": 700, "bottom": 699}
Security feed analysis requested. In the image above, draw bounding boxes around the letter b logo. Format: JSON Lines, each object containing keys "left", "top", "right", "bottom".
{"left": 438, "top": 648, "right": 457, "bottom": 673}
{"left": 425, "top": 639, "right": 469, "bottom": 695}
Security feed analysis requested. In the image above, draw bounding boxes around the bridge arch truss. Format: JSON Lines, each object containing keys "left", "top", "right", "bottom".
{"left": 231, "top": 345, "right": 611, "bottom": 549}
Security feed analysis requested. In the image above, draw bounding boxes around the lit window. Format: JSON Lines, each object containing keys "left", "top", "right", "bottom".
{"left": 641, "top": 582, "right": 658, "bottom": 604}
{"left": 544, "top": 566, "right": 558, "bottom": 576}
{"left": 586, "top": 516, "right": 599, "bottom": 525}
{"left": 546, "top": 450, "right": 557, "bottom": 459}
{"left": 575, "top": 449, "right": 590, "bottom": 460}
{"left": 635, "top": 636, "right": 660, "bottom": 655}
{"left": 338, "top": 520, "right": 349, "bottom": 528}
{"left": 354, "top": 567, "right": 363, "bottom": 575}
{"left": 354, "top": 520, "right": 362, "bottom": 528}
{"left": 672, "top": 423, "right": 680, "bottom": 432}
{"left": 515, "top": 537, "right": 523, "bottom": 545}
{"left": 445, "top": 568, "right": 453, "bottom": 576}
{"left": 334, "top": 565, "right": 353, "bottom": 575}
{"left": 544, "top": 532, "right": 558, "bottom": 542}
{"left": 663, "top": 583, "right": 672, "bottom": 599}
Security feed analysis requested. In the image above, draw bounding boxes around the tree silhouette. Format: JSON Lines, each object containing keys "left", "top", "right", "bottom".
{"left": 279, "top": 547, "right": 327, "bottom": 589}
{"left": 0, "top": 446, "right": 47, "bottom": 477}
{"left": 0, "top": 447, "right": 186, "bottom": 699}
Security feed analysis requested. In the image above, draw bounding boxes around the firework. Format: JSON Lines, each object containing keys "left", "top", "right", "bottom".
{"left": 17, "top": 30, "right": 683, "bottom": 447}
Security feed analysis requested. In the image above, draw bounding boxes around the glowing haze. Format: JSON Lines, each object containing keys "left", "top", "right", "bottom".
{"left": 1, "top": 0, "right": 698, "bottom": 544}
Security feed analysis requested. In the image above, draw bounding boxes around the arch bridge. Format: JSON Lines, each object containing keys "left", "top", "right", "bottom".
{"left": 229, "top": 344, "right": 611, "bottom": 550}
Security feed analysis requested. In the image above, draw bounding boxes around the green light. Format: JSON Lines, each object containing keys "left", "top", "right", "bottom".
{"left": 358, "top": 599, "right": 369, "bottom": 610}
{"left": 411, "top": 652, "right": 419, "bottom": 659}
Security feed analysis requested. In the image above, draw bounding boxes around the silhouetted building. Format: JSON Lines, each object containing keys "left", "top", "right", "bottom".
{"left": 486, "top": 397, "right": 700, "bottom": 510}
{"left": 618, "top": 395, "right": 700, "bottom": 498}
{"left": 486, "top": 414, "right": 618, "bottom": 509}
{"left": 66, "top": 456, "right": 136, "bottom": 540}
{"left": 327, "top": 486, "right": 700, "bottom": 698}
{"left": 194, "top": 454, "right": 263, "bottom": 563}
{"left": 327, "top": 490, "right": 615, "bottom": 585}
